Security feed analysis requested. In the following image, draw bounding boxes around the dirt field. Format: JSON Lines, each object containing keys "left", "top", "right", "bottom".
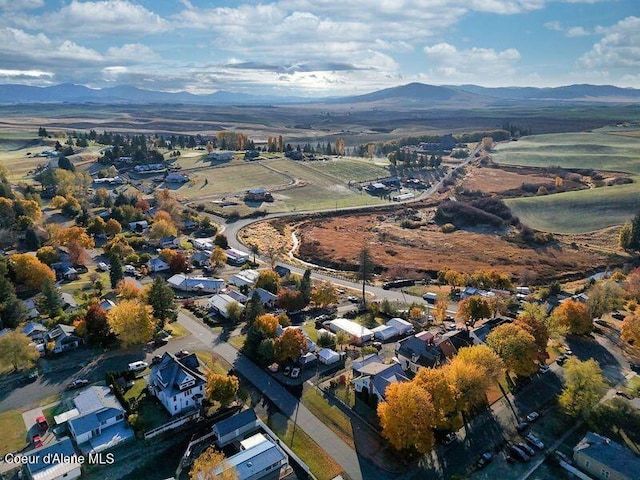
{"left": 461, "top": 165, "right": 554, "bottom": 193}
{"left": 288, "top": 213, "right": 626, "bottom": 283}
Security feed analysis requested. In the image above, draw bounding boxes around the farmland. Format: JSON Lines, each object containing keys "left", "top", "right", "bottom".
{"left": 493, "top": 130, "right": 640, "bottom": 233}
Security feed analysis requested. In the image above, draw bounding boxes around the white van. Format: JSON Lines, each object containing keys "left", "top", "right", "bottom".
{"left": 128, "top": 361, "right": 148, "bottom": 372}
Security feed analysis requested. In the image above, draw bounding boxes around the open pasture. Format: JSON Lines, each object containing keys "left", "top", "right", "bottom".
{"left": 302, "top": 157, "right": 389, "bottom": 183}
{"left": 493, "top": 131, "right": 640, "bottom": 174}
{"left": 506, "top": 181, "right": 640, "bottom": 233}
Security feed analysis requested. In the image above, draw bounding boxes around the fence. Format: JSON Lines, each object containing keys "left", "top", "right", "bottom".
{"left": 144, "top": 409, "right": 201, "bottom": 440}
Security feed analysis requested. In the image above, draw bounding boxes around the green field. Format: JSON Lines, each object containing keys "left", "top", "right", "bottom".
{"left": 303, "top": 157, "right": 389, "bottom": 183}
{"left": 506, "top": 181, "right": 640, "bottom": 233}
{"left": 493, "top": 131, "right": 640, "bottom": 174}
{"left": 495, "top": 131, "right": 640, "bottom": 233}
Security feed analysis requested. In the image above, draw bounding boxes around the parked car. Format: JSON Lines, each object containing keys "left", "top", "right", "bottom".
{"left": 526, "top": 411, "right": 540, "bottom": 422}
{"left": 151, "top": 355, "right": 163, "bottom": 365}
{"left": 615, "top": 390, "right": 632, "bottom": 400}
{"left": 66, "top": 378, "right": 89, "bottom": 390}
{"left": 525, "top": 432, "right": 545, "bottom": 450}
{"left": 97, "top": 262, "right": 109, "bottom": 271}
{"left": 291, "top": 367, "right": 301, "bottom": 379}
{"left": 128, "top": 361, "right": 148, "bottom": 372}
{"left": 556, "top": 355, "right": 567, "bottom": 365}
{"left": 508, "top": 444, "right": 530, "bottom": 462}
{"left": 476, "top": 452, "right": 493, "bottom": 469}
{"left": 347, "top": 295, "right": 359, "bottom": 303}
{"left": 372, "top": 341, "right": 383, "bottom": 351}
{"left": 518, "top": 442, "right": 536, "bottom": 457}
{"left": 36, "top": 416, "right": 48, "bottom": 431}
{"left": 516, "top": 422, "right": 529, "bottom": 433}
{"left": 505, "top": 455, "right": 516, "bottom": 464}
{"left": 32, "top": 434, "right": 43, "bottom": 448}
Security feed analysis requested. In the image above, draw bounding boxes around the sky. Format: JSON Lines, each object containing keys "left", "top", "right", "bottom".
{"left": 0, "top": 0, "right": 638, "bottom": 96}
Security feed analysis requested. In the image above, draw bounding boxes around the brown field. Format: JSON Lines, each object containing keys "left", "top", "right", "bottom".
{"left": 291, "top": 213, "right": 626, "bottom": 283}
{"left": 461, "top": 165, "right": 554, "bottom": 193}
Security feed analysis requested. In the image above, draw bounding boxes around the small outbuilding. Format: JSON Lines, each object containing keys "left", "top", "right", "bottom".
{"left": 317, "top": 348, "right": 341, "bottom": 365}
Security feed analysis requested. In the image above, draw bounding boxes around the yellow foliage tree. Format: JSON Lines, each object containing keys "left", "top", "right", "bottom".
{"left": 310, "top": 281, "right": 338, "bottom": 308}
{"left": 8, "top": 253, "right": 56, "bottom": 290}
{"left": 54, "top": 226, "right": 95, "bottom": 249}
{"left": 150, "top": 218, "right": 177, "bottom": 240}
{"left": 486, "top": 323, "right": 538, "bottom": 377}
{"left": 455, "top": 345, "right": 504, "bottom": 384}
{"left": 414, "top": 367, "right": 458, "bottom": 430}
{"left": 559, "top": 357, "right": 607, "bottom": 418}
{"left": 116, "top": 278, "right": 143, "bottom": 299}
{"left": 107, "top": 300, "right": 156, "bottom": 347}
{"left": 551, "top": 299, "right": 592, "bottom": 335}
{"left": 378, "top": 381, "right": 436, "bottom": 453}
{"left": 51, "top": 195, "right": 67, "bottom": 209}
{"left": 0, "top": 331, "right": 40, "bottom": 372}
{"left": 190, "top": 447, "right": 238, "bottom": 480}
{"left": 253, "top": 314, "right": 279, "bottom": 338}
{"left": 274, "top": 328, "right": 307, "bottom": 363}
{"left": 446, "top": 356, "right": 491, "bottom": 412}
{"left": 104, "top": 218, "right": 122, "bottom": 237}
{"left": 209, "top": 247, "right": 227, "bottom": 271}
{"left": 621, "top": 314, "right": 640, "bottom": 350}
{"left": 205, "top": 373, "right": 239, "bottom": 407}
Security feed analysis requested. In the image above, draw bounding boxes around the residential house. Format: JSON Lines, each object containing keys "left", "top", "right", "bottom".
{"left": 212, "top": 409, "right": 259, "bottom": 447}
{"left": 164, "top": 173, "right": 189, "bottom": 183}
{"left": 372, "top": 325, "right": 399, "bottom": 341}
{"left": 159, "top": 235, "right": 180, "bottom": 249}
{"left": 386, "top": 317, "right": 414, "bottom": 336}
{"left": 248, "top": 288, "right": 278, "bottom": 308}
{"left": 273, "top": 265, "right": 291, "bottom": 277}
{"left": 148, "top": 352, "right": 206, "bottom": 416}
{"left": 67, "top": 386, "right": 133, "bottom": 454}
{"left": 352, "top": 357, "right": 409, "bottom": 402}
{"left": 573, "top": 432, "right": 640, "bottom": 480}
{"left": 61, "top": 292, "right": 78, "bottom": 311}
{"left": 22, "top": 322, "right": 47, "bottom": 342}
{"left": 167, "top": 274, "right": 224, "bottom": 293}
{"left": 229, "top": 269, "right": 260, "bottom": 288}
{"left": 99, "top": 299, "right": 116, "bottom": 311}
{"left": 191, "top": 250, "right": 211, "bottom": 268}
{"left": 23, "top": 298, "right": 40, "bottom": 319}
{"left": 460, "top": 286, "right": 494, "bottom": 299}
{"left": 45, "top": 324, "right": 82, "bottom": 354}
{"left": 208, "top": 294, "right": 244, "bottom": 319}
{"left": 225, "top": 248, "right": 250, "bottom": 266}
{"left": 148, "top": 257, "right": 171, "bottom": 273}
{"left": 191, "top": 238, "right": 214, "bottom": 251}
{"left": 24, "top": 437, "right": 82, "bottom": 480}
{"left": 395, "top": 331, "right": 444, "bottom": 373}
{"left": 225, "top": 289, "right": 249, "bottom": 304}
{"left": 317, "top": 348, "right": 341, "bottom": 365}
{"left": 217, "top": 437, "right": 289, "bottom": 480}
{"left": 128, "top": 220, "right": 149, "bottom": 232}
{"left": 245, "top": 188, "right": 273, "bottom": 202}
{"left": 470, "top": 316, "right": 512, "bottom": 345}
{"left": 207, "top": 151, "right": 234, "bottom": 161}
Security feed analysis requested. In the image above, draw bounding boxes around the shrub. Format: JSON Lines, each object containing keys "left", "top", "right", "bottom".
{"left": 441, "top": 223, "right": 456, "bottom": 233}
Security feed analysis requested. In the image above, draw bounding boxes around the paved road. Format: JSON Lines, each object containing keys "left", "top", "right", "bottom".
{"left": 176, "top": 311, "right": 384, "bottom": 480}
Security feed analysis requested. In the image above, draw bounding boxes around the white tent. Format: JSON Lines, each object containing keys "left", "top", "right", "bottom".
{"left": 372, "top": 325, "right": 399, "bottom": 341}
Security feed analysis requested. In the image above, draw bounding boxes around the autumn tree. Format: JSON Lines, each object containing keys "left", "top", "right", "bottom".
{"left": 433, "top": 296, "right": 449, "bottom": 324}
{"left": 253, "top": 314, "right": 279, "bottom": 338}
{"left": 559, "top": 357, "right": 607, "bottom": 418}
{"left": 36, "top": 246, "right": 60, "bottom": 265}
{"left": 455, "top": 345, "right": 504, "bottom": 385}
{"left": 414, "top": 367, "right": 458, "bottom": 430}
{"left": 104, "top": 218, "right": 122, "bottom": 237}
{"left": 84, "top": 303, "right": 113, "bottom": 346}
{"left": 299, "top": 269, "right": 312, "bottom": 305}
{"left": 169, "top": 252, "right": 190, "bottom": 274}
{"left": 205, "top": 372, "right": 239, "bottom": 408}
{"left": 310, "top": 281, "right": 338, "bottom": 308}
{"left": 356, "top": 246, "right": 375, "bottom": 307}
{"left": 456, "top": 295, "right": 491, "bottom": 329}
{"left": 0, "top": 331, "right": 39, "bottom": 372}
{"left": 54, "top": 226, "right": 95, "bottom": 265}
{"left": 335, "top": 137, "right": 345, "bottom": 156}
{"left": 8, "top": 253, "right": 56, "bottom": 290}
{"left": 621, "top": 313, "right": 640, "bottom": 350}
{"left": 551, "top": 299, "right": 592, "bottom": 335}
{"left": 586, "top": 280, "right": 625, "bottom": 319}
{"left": 447, "top": 354, "right": 493, "bottom": 412}
{"left": 226, "top": 301, "right": 242, "bottom": 323}
{"left": 190, "top": 447, "right": 238, "bottom": 480}
{"left": 209, "top": 247, "right": 227, "bottom": 272}
{"left": 116, "top": 278, "right": 143, "bottom": 299}
{"left": 107, "top": 300, "right": 156, "bottom": 346}
{"left": 150, "top": 218, "right": 177, "bottom": 240}
{"left": 255, "top": 270, "right": 280, "bottom": 294}
{"left": 515, "top": 308, "right": 550, "bottom": 363}
{"left": 486, "top": 323, "right": 538, "bottom": 377}
{"left": 146, "top": 277, "right": 177, "bottom": 328}
{"left": 276, "top": 289, "right": 305, "bottom": 312}
{"left": 274, "top": 328, "right": 307, "bottom": 363}
{"left": 378, "top": 382, "right": 436, "bottom": 453}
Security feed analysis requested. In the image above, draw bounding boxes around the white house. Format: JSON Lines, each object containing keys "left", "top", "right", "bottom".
{"left": 207, "top": 151, "right": 234, "bottom": 161}
{"left": 371, "top": 325, "right": 399, "bottom": 341}
{"left": 217, "top": 437, "right": 289, "bottom": 480}
{"left": 147, "top": 352, "right": 206, "bottom": 416}
{"left": 208, "top": 294, "right": 244, "bottom": 319}
{"left": 159, "top": 235, "right": 180, "bottom": 248}
{"left": 386, "top": 317, "right": 414, "bottom": 336}
{"left": 66, "top": 386, "right": 133, "bottom": 454}
{"left": 229, "top": 269, "right": 260, "bottom": 288}
{"left": 225, "top": 248, "right": 250, "bottom": 266}
{"left": 352, "top": 357, "right": 409, "bottom": 402}
{"left": 167, "top": 274, "right": 224, "bottom": 293}
{"left": 191, "top": 238, "right": 214, "bottom": 251}
{"left": 148, "top": 257, "right": 171, "bottom": 273}
{"left": 45, "top": 324, "right": 82, "bottom": 354}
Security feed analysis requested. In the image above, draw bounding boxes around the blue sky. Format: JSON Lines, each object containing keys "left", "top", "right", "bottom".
{"left": 0, "top": 0, "right": 638, "bottom": 96}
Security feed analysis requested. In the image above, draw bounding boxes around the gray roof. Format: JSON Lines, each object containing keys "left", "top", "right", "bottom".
{"left": 574, "top": 432, "right": 640, "bottom": 478}
{"left": 471, "top": 316, "right": 511, "bottom": 344}
{"left": 228, "top": 439, "right": 286, "bottom": 480}
{"left": 149, "top": 352, "right": 206, "bottom": 398}
{"left": 396, "top": 336, "right": 443, "bottom": 368}
{"left": 74, "top": 386, "right": 123, "bottom": 414}
{"left": 25, "top": 437, "right": 79, "bottom": 477}
{"left": 213, "top": 409, "right": 257, "bottom": 437}
{"left": 22, "top": 322, "right": 47, "bottom": 336}
{"left": 371, "top": 363, "right": 409, "bottom": 399}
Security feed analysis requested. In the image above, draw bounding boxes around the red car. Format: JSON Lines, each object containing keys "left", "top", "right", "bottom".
{"left": 36, "top": 416, "right": 48, "bottom": 431}
{"left": 32, "top": 434, "right": 43, "bottom": 448}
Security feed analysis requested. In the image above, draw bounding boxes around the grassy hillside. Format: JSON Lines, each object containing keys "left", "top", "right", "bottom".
{"left": 506, "top": 180, "right": 640, "bottom": 233}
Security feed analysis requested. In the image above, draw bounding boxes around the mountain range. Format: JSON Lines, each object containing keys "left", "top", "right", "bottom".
{"left": 1, "top": 82, "right": 639, "bottom": 106}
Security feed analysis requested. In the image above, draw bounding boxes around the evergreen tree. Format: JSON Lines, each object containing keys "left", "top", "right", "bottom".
{"left": 39, "top": 277, "right": 63, "bottom": 317}
{"left": 25, "top": 228, "right": 40, "bottom": 250}
{"left": 356, "top": 247, "right": 376, "bottom": 307}
{"left": 109, "top": 255, "right": 124, "bottom": 289}
{"left": 147, "top": 277, "right": 177, "bottom": 328}
{"left": 299, "top": 269, "right": 312, "bottom": 305}
{"left": 244, "top": 291, "right": 264, "bottom": 325}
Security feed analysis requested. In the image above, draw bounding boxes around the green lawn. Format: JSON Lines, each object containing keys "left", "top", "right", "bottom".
{"left": 302, "top": 322, "right": 318, "bottom": 343}
{"left": 0, "top": 410, "right": 27, "bottom": 456}
{"left": 264, "top": 411, "right": 344, "bottom": 480}
{"left": 228, "top": 334, "right": 246, "bottom": 350}
{"left": 165, "top": 322, "right": 189, "bottom": 339}
{"left": 305, "top": 157, "right": 390, "bottom": 183}
{"left": 194, "top": 351, "right": 232, "bottom": 375}
{"left": 301, "top": 388, "right": 354, "bottom": 448}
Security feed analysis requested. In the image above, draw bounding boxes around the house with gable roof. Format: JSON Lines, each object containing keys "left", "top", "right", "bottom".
{"left": 147, "top": 352, "right": 206, "bottom": 415}
{"left": 573, "top": 432, "right": 640, "bottom": 480}
{"left": 45, "top": 324, "right": 82, "bottom": 354}
{"left": 352, "top": 355, "right": 409, "bottom": 402}
{"left": 395, "top": 331, "right": 444, "bottom": 373}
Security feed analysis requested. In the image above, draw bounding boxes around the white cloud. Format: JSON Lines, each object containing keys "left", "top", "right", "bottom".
{"left": 106, "top": 44, "right": 159, "bottom": 62}
{"left": 15, "top": 1, "right": 169, "bottom": 37}
{"left": 544, "top": 21, "right": 562, "bottom": 31}
{"left": 0, "top": 69, "right": 52, "bottom": 78}
{"left": 566, "top": 26, "right": 590, "bottom": 37}
{"left": 0, "top": 0, "right": 43, "bottom": 10}
{"left": 423, "top": 43, "right": 521, "bottom": 82}
{"left": 579, "top": 16, "right": 640, "bottom": 69}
